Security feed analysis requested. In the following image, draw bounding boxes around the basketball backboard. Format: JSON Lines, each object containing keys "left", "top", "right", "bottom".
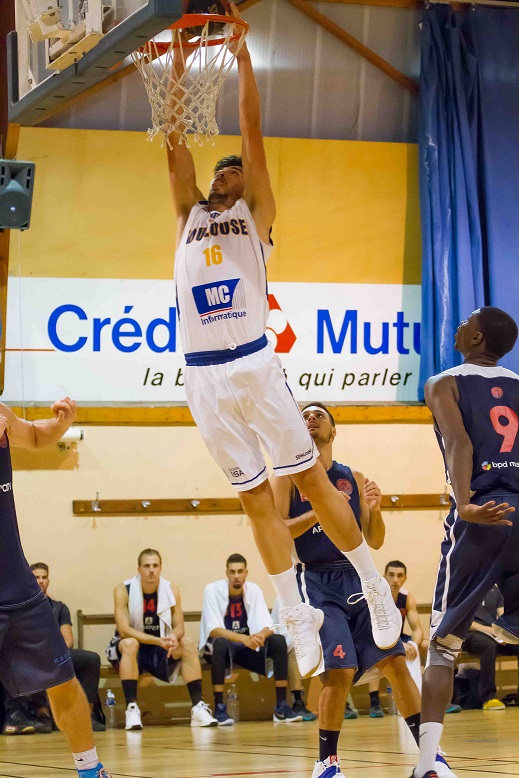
{"left": 9, "top": 0, "right": 183, "bottom": 125}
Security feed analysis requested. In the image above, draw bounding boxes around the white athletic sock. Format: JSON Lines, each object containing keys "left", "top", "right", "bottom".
{"left": 415, "top": 722, "right": 443, "bottom": 777}
{"left": 341, "top": 539, "right": 378, "bottom": 582}
{"left": 73, "top": 746, "right": 99, "bottom": 772}
{"left": 269, "top": 568, "right": 302, "bottom": 610}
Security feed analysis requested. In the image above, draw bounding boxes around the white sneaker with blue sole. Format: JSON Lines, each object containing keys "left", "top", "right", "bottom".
{"left": 312, "top": 756, "right": 346, "bottom": 777}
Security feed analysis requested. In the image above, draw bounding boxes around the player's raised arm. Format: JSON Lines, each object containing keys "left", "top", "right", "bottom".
{"left": 233, "top": 5, "right": 275, "bottom": 244}
{"left": 166, "top": 48, "right": 205, "bottom": 243}
{"left": 355, "top": 471, "right": 385, "bottom": 549}
{"left": 0, "top": 398, "right": 77, "bottom": 450}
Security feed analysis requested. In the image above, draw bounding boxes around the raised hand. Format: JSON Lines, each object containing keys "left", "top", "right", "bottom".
{"left": 364, "top": 477, "right": 382, "bottom": 511}
{"left": 50, "top": 397, "right": 77, "bottom": 427}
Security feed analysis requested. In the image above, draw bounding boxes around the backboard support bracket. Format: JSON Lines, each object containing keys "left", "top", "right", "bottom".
{"left": 8, "top": 0, "right": 183, "bottom": 126}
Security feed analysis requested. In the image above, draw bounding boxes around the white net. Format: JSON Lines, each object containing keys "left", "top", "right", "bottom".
{"left": 132, "top": 17, "right": 248, "bottom": 147}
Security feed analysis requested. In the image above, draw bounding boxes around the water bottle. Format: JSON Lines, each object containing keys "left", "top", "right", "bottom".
{"left": 386, "top": 686, "right": 397, "bottom": 715}
{"left": 226, "top": 683, "right": 240, "bottom": 723}
{"left": 105, "top": 689, "right": 117, "bottom": 729}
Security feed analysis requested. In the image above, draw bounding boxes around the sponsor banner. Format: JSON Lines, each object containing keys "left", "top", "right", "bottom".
{"left": 2, "top": 278, "right": 421, "bottom": 403}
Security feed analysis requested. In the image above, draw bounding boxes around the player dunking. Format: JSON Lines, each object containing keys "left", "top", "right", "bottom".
{"left": 0, "top": 399, "right": 111, "bottom": 778}
{"left": 167, "top": 4, "right": 400, "bottom": 677}
{"left": 413, "top": 307, "right": 519, "bottom": 778}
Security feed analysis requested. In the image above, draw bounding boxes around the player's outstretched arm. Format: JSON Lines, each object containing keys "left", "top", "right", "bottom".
{"left": 270, "top": 474, "right": 317, "bottom": 537}
{"left": 425, "top": 375, "right": 513, "bottom": 526}
{"left": 0, "top": 397, "right": 77, "bottom": 450}
{"left": 233, "top": 4, "right": 275, "bottom": 244}
{"left": 166, "top": 47, "right": 205, "bottom": 243}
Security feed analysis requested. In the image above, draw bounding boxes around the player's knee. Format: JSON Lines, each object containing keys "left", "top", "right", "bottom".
{"left": 381, "top": 654, "right": 408, "bottom": 681}
{"left": 87, "top": 650, "right": 101, "bottom": 671}
{"left": 212, "top": 637, "right": 229, "bottom": 657}
{"left": 179, "top": 636, "right": 196, "bottom": 656}
{"left": 321, "top": 667, "right": 354, "bottom": 689}
{"left": 239, "top": 482, "right": 275, "bottom": 521}
{"left": 268, "top": 633, "right": 287, "bottom": 654}
{"left": 119, "top": 637, "right": 140, "bottom": 655}
{"left": 426, "top": 635, "right": 462, "bottom": 669}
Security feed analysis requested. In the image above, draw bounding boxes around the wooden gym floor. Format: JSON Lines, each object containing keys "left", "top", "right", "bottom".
{"left": 0, "top": 710, "right": 518, "bottom": 777}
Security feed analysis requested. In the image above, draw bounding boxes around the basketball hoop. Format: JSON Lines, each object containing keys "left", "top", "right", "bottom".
{"left": 132, "top": 14, "right": 249, "bottom": 147}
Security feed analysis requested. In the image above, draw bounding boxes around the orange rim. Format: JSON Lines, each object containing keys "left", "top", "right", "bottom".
{"left": 141, "top": 15, "right": 249, "bottom": 52}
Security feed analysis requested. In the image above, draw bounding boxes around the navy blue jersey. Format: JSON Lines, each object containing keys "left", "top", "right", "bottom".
{"left": 0, "top": 433, "right": 43, "bottom": 609}
{"left": 143, "top": 592, "right": 160, "bottom": 636}
{"left": 290, "top": 461, "right": 361, "bottom": 569}
{"left": 434, "top": 364, "right": 519, "bottom": 495}
{"left": 224, "top": 594, "right": 249, "bottom": 634}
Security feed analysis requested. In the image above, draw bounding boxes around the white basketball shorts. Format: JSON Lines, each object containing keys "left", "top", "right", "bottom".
{"left": 184, "top": 342, "right": 317, "bottom": 491}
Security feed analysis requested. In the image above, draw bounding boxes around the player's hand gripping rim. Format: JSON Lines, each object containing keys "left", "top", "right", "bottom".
{"left": 458, "top": 500, "right": 515, "bottom": 526}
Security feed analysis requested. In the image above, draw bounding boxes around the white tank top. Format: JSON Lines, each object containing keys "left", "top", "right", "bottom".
{"left": 175, "top": 199, "right": 272, "bottom": 355}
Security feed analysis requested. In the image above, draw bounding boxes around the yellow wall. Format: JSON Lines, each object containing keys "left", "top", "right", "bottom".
{"left": 14, "top": 422, "right": 445, "bottom": 658}
{"left": 14, "top": 128, "right": 420, "bottom": 285}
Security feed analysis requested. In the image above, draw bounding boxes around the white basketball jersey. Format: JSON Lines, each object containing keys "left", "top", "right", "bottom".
{"left": 175, "top": 199, "right": 272, "bottom": 355}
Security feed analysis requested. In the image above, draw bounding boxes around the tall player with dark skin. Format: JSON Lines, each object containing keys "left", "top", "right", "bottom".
{"left": 415, "top": 307, "right": 517, "bottom": 778}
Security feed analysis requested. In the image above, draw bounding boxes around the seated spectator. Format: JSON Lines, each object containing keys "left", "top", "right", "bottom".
{"left": 461, "top": 584, "right": 519, "bottom": 710}
{"left": 200, "top": 553, "right": 301, "bottom": 725}
{"left": 2, "top": 562, "right": 104, "bottom": 735}
{"left": 366, "top": 560, "right": 424, "bottom": 717}
{"left": 107, "top": 548, "right": 216, "bottom": 730}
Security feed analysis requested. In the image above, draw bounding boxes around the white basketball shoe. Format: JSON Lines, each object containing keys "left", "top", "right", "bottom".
{"left": 361, "top": 575, "right": 402, "bottom": 649}
{"left": 124, "top": 702, "right": 143, "bottom": 731}
{"left": 280, "top": 602, "right": 324, "bottom": 678}
{"left": 190, "top": 701, "right": 218, "bottom": 727}
{"left": 312, "top": 756, "right": 346, "bottom": 777}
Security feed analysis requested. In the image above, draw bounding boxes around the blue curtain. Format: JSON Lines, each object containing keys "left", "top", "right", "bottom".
{"left": 418, "top": 5, "right": 519, "bottom": 399}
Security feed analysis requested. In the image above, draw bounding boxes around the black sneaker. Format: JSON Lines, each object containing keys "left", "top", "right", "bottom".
{"left": 369, "top": 701, "right": 384, "bottom": 718}
{"left": 344, "top": 702, "right": 359, "bottom": 719}
{"left": 273, "top": 700, "right": 303, "bottom": 723}
{"left": 2, "top": 709, "right": 36, "bottom": 735}
{"left": 215, "top": 702, "right": 234, "bottom": 726}
{"left": 292, "top": 698, "right": 317, "bottom": 721}
{"left": 33, "top": 714, "right": 53, "bottom": 734}
{"left": 91, "top": 716, "right": 106, "bottom": 732}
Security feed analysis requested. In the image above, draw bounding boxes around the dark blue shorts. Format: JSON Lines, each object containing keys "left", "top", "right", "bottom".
{"left": 297, "top": 565, "right": 404, "bottom": 683}
{"left": 0, "top": 594, "right": 75, "bottom": 696}
{"left": 431, "top": 491, "right": 519, "bottom": 641}
{"left": 108, "top": 637, "right": 180, "bottom": 683}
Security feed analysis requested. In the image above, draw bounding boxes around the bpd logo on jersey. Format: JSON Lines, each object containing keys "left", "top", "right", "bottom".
{"left": 481, "top": 461, "right": 492, "bottom": 471}
{"left": 491, "top": 387, "right": 504, "bottom": 399}
{"left": 336, "top": 478, "right": 353, "bottom": 495}
{"left": 192, "top": 278, "right": 246, "bottom": 320}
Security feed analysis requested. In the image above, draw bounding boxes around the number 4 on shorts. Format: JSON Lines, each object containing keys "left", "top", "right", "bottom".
{"left": 333, "top": 644, "right": 346, "bottom": 659}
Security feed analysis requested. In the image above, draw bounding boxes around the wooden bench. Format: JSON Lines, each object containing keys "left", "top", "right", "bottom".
{"left": 76, "top": 610, "right": 287, "bottom": 724}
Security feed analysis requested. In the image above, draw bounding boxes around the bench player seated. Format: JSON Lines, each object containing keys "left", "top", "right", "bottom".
{"left": 107, "top": 548, "right": 216, "bottom": 729}
{"left": 200, "top": 554, "right": 301, "bottom": 724}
